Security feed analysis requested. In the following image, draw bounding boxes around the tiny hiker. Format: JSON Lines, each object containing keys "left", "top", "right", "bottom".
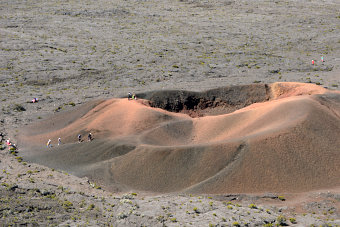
{"left": 47, "top": 139, "right": 51, "bottom": 148}
{"left": 88, "top": 133, "right": 92, "bottom": 142}
{"left": 132, "top": 93, "right": 137, "bottom": 100}
{"left": 58, "top": 137, "right": 61, "bottom": 146}
{"left": 6, "top": 139, "right": 11, "bottom": 146}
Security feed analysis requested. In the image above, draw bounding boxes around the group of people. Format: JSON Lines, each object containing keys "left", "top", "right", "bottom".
{"left": 6, "top": 138, "right": 17, "bottom": 152}
{"left": 77, "top": 133, "right": 92, "bottom": 143}
{"left": 0, "top": 134, "right": 17, "bottom": 152}
{"left": 31, "top": 97, "right": 39, "bottom": 103}
{"left": 312, "top": 56, "right": 325, "bottom": 65}
{"left": 128, "top": 92, "right": 137, "bottom": 100}
{"left": 47, "top": 133, "right": 93, "bottom": 148}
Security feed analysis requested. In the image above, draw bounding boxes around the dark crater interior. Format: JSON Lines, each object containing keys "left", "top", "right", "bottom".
{"left": 136, "top": 84, "right": 271, "bottom": 117}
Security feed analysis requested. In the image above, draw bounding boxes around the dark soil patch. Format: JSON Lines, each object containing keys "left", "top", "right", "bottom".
{"left": 137, "top": 84, "right": 271, "bottom": 117}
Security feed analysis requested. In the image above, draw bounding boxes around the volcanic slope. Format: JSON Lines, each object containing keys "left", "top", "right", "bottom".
{"left": 18, "top": 83, "right": 340, "bottom": 194}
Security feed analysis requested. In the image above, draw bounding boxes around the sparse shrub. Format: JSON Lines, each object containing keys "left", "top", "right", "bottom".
{"left": 278, "top": 196, "right": 285, "bottom": 201}
{"left": 54, "top": 106, "right": 63, "bottom": 112}
{"left": 232, "top": 222, "right": 240, "bottom": 227}
{"left": 28, "top": 178, "right": 35, "bottom": 183}
{"left": 277, "top": 215, "right": 287, "bottom": 225}
{"left": 263, "top": 224, "right": 273, "bottom": 227}
{"left": 156, "top": 215, "right": 165, "bottom": 223}
{"left": 9, "top": 147, "right": 16, "bottom": 152}
{"left": 1, "top": 182, "right": 9, "bottom": 187}
{"left": 62, "top": 200, "right": 73, "bottom": 210}
{"left": 248, "top": 204, "right": 257, "bottom": 209}
{"left": 87, "top": 204, "right": 95, "bottom": 210}
{"left": 45, "top": 193, "right": 56, "bottom": 199}
{"left": 95, "top": 185, "right": 101, "bottom": 189}
{"left": 170, "top": 217, "right": 177, "bottom": 222}
{"left": 13, "top": 104, "right": 25, "bottom": 112}
{"left": 289, "top": 217, "right": 297, "bottom": 224}
{"left": 120, "top": 199, "right": 132, "bottom": 204}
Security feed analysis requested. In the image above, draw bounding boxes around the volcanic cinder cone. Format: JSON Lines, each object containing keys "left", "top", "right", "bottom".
{"left": 18, "top": 83, "right": 340, "bottom": 194}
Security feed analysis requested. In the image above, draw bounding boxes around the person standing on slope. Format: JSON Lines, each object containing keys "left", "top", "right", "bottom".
{"left": 88, "top": 133, "right": 92, "bottom": 142}
{"left": 47, "top": 139, "right": 51, "bottom": 148}
{"left": 132, "top": 93, "right": 137, "bottom": 100}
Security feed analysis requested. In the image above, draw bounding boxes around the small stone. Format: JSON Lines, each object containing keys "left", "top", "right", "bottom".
{"left": 9, "top": 184, "right": 18, "bottom": 191}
